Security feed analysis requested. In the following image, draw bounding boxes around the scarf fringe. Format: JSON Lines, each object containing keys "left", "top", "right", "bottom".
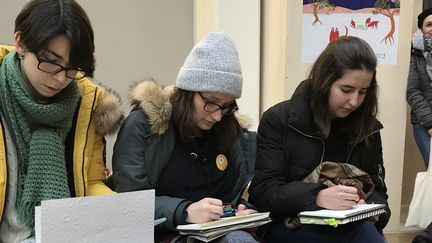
{"left": 17, "top": 201, "right": 36, "bottom": 228}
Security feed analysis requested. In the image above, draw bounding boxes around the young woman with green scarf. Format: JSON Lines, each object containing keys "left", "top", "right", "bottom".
{"left": 0, "top": 0, "right": 124, "bottom": 242}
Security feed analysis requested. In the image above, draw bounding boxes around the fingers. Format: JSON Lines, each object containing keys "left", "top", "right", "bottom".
{"left": 200, "top": 198, "right": 223, "bottom": 212}
{"left": 237, "top": 204, "right": 247, "bottom": 211}
{"left": 337, "top": 185, "right": 360, "bottom": 202}
{"left": 186, "top": 199, "right": 257, "bottom": 223}
{"left": 208, "top": 211, "right": 223, "bottom": 220}
{"left": 235, "top": 204, "right": 257, "bottom": 216}
{"left": 339, "top": 198, "right": 358, "bottom": 208}
{"left": 202, "top": 197, "right": 223, "bottom": 207}
{"left": 338, "top": 185, "right": 358, "bottom": 194}
{"left": 317, "top": 185, "right": 361, "bottom": 210}
{"left": 186, "top": 198, "right": 224, "bottom": 223}
{"left": 340, "top": 191, "right": 359, "bottom": 202}
{"left": 357, "top": 199, "right": 366, "bottom": 204}
{"left": 236, "top": 209, "right": 257, "bottom": 216}
{"left": 201, "top": 198, "right": 223, "bottom": 216}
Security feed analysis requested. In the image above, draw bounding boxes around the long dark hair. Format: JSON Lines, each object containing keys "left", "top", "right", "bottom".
{"left": 170, "top": 88, "right": 241, "bottom": 151}
{"left": 306, "top": 36, "right": 378, "bottom": 143}
{"left": 14, "top": 0, "right": 95, "bottom": 77}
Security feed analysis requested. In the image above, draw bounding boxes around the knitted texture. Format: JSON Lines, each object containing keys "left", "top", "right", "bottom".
{"left": 176, "top": 31, "right": 243, "bottom": 98}
{"left": 0, "top": 50, "right": 79, "bottom": 228}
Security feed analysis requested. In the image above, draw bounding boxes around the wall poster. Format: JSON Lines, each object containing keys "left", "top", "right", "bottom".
{"left": 302, "top": 0, "right": 400, "bottom": 65}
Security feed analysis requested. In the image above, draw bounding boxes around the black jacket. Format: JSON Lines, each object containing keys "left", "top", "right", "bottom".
{"left": 112, "top": 81, "right": 255, "bottom": 230}
{"left": 248, "top": 83, "right": 390, "bottom": 230}
{"left": 413, "top": 222, "right": 432, "bottom": 243}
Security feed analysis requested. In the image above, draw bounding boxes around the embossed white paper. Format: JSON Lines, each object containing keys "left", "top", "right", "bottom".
{"left": 38, "top": 190, "right": 154, "bottom": 242}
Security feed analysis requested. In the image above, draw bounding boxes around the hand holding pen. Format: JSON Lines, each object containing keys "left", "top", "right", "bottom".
{"left": 186, "top": 198, "right": 258, "bottom": 223}
{"left": 186, "top": 198, "right": 223, "bottom": 223}
{"left": 316, "top": 184, "right": 361, "bottom": 210}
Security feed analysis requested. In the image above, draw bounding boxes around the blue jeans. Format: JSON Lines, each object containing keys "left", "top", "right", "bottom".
{"left": 412, "top": 124, "right": 430, "bottom": 167}
{"left": 263, "top": 220, "right": 385, "bottom": 243}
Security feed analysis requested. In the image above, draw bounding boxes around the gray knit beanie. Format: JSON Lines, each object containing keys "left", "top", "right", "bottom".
{"left": 176, "top": 31, "right": 243, "bottom": 98}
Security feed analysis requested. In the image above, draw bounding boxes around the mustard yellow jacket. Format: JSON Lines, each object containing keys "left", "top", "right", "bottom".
{"left": 0, "top": 45, "right": 124, "bottom": 220}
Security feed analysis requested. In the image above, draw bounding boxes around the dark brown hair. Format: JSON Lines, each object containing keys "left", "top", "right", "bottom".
{"left": 170, "top": 88, "right": 241, "bottom": 151}
{"left": 306, "top": 36, "right": 378, "bottom": 143}
{"left": 14, "top": 0, "right": 95, "bottom": 77}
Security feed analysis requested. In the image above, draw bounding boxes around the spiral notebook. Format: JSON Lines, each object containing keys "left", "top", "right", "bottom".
{"left": 298, "top": 203, "right": 386, "bottom": 227}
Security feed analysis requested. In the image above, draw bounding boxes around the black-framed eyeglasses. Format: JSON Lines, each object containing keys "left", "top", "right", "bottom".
{"left": 35, "top": 55, "right": 87, "bottom": 79}
{"left": 198, "top": 92, "right": 239, "bottom": 116}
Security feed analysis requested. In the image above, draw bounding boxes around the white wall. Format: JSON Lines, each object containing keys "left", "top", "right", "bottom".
{"left": 194, "top": 0, "right": 261, "bottom": 130}
{"left": 216, "top": 0, "right": 261, "bottom": 131}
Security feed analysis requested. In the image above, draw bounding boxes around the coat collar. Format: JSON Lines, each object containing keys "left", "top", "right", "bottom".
{"left": 412, "top": 29, "right": 425, "bottom": 51}
{"left": 90, "top": 83, "right": 125, "bottom": 136}
{"left": 286, "top": 81, "right": 320, "bottom": 136}
{"left": 129, "top": 80, "right": 174, "bottom": 135}
{"left": 286, "top": 81, "right": 383, "bottom": 138}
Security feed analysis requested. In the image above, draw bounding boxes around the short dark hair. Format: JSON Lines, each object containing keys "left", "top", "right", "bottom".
{"left": 170, "top": 88, "right": 241, "bottom": 151}
{"left": 306, "top": 36, "right": 378, "bottom": 143}
{"left": 14, "top": 0, "right": 95, "bottom": 77}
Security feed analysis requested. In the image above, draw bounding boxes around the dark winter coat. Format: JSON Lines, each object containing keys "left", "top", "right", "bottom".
{"left": 112, "top": 80, "right": 255, "bottom": 230}
{"left": 407, "top": 31, "right": 432, "bottom": 128}
{"left": 248, "top": 82, "right": 390, "bottom": 230}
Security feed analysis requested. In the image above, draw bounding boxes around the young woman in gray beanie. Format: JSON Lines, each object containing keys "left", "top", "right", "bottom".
{"left": 407, "top": 7, "right": 432, "bottom": 167}
{"left": 112, "top": 32, "right": 258, "bottom": 242}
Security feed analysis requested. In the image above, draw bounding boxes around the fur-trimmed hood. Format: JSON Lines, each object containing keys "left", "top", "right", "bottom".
{"left": 129, "top": 80, "right": 249, "bottom": 135}
{"left": 92, "top": 84, "right": 124, "bottom": 136}
{"left": 130, "top": 80, "right": 174, "bottom": 135}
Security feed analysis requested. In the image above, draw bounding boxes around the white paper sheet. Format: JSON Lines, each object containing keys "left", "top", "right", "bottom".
{"left": 35, "top": 206, "right": 41, "bottom": 243}
{"left": 35, "top": 190, "right": 155, "bottom": 243}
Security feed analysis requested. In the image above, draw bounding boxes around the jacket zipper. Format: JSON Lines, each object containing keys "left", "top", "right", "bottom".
{"left": 80, "top": 87, "right": 98, "bottom": 196}
{"left": 377, "top": 163, "right": 384, "bottom": 188}
{"left": 0, "top": 118, "right": 7, "bottom": 223}
{"left": 345, "top": 129, "right": 380, "bottom": 162}
{"left": 344, "top": 129, "right": 384, "bottom": 188}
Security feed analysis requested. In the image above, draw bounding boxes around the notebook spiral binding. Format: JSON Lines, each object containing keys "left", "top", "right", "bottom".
{"left": 347, "top": 208, "right": 386, "bottom": 223}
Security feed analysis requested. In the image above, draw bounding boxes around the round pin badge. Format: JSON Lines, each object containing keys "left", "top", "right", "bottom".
{"left": 215, "top": 154, "right": 228, "bottom": 171}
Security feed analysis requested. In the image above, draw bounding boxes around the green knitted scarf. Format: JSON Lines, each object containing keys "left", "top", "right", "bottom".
{"left": 0, "top": 50, "right": 79, "bottom": 228}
